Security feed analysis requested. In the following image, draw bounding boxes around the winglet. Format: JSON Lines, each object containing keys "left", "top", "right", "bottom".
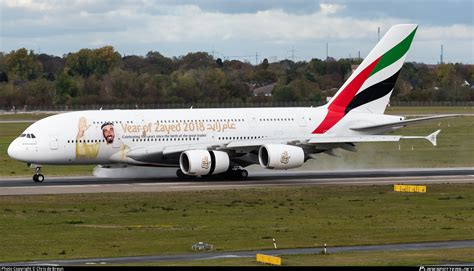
{"left": 426, "top": 129, "right": 441, "bottom": 146}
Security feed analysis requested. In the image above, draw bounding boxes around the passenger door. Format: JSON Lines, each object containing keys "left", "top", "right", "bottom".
{"left": 247, "top": 115, "right": 257, "bottom": 128}
{"left": 298, "top": 116, "right": 307, "bottom": 127}
{"left": 49, "top": 135, "right": 59, "bottom": 150}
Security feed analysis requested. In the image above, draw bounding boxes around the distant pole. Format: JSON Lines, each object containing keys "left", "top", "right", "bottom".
{"left": 440, "top": 44, "right": 444, "bottom": 64}
{"left": 326, "top": 42, "right": 328, "bottom": 60}
{"left": 255, "top": 52, "right": 259, "bottom": 65}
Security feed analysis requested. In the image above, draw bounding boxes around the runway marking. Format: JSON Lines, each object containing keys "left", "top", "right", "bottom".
{"left": 206, "top": 255, "right": 242, "bottom": 259}
{"left": 136, "top": 182, "right": 189, "bottom": 186}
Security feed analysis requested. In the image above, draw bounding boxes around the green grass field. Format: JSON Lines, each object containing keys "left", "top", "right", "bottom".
{"left": 0, "top": 184, "right": 473, "bottom": 263}
{"left": 1, "top": 107, "right": 472, "bottom": 177}
{"left": 0, "top": 112, "right": 55, "bottom": 121}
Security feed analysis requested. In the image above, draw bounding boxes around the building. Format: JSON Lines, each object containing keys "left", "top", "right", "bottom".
{"left": 252, "top": 83, "right": 276, "bottom": 97}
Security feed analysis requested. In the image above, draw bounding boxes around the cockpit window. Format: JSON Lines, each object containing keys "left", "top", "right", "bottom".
{"left": 19, "top": 133, "right": 36, "bottom": 138}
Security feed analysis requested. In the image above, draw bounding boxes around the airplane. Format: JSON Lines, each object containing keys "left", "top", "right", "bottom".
{"left": 7, "top": 24, "right": 458, "bottom": 182}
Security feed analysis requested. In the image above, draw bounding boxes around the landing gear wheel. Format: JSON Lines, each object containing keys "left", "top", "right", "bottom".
{"left": 225, "top": 168, "right": 248, "bottom": 179}
{"left": 31, "top": 166, "right": 44, "bottom": 183}
{"left": 33, "top": 174, "right": 44, "bottom": 183}
{"left": 240, "top": 169, "right": 249, "bottom": 178}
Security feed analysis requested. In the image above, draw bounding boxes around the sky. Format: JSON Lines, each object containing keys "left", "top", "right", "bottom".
{"left": 1, "top": 0, "right": 473, "bottom": 64}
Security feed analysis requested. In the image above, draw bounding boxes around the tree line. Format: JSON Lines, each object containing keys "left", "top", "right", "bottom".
{"left": 0, "top": 46, "right": 472, "bottom": 109}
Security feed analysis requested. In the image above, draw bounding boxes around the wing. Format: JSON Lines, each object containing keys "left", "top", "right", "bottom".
{"left": 120, "top": 129, "right": 441, "bottom": 166}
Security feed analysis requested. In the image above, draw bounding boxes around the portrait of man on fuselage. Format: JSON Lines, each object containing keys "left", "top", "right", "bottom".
{"left": 76, "top": 117, "right": 128, "bottom": 160}
{"left": 101, "top": 122, "right": 115, "bottom": 144}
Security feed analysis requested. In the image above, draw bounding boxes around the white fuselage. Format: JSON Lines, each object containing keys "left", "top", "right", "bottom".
{"left": 7, "top": 106, "right": 401, "bottom": 166}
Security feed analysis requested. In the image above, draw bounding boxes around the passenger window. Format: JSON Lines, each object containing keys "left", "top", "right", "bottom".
{"left": 31, "top": 134, "right": 36, "bottom": 138}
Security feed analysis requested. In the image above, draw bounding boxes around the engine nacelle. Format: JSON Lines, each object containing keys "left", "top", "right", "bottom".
{"left": 258, "top": 144, "right": 304, "bottom": 169}
{"left": 179, "top": 150, "right": 230, "bottom": 176}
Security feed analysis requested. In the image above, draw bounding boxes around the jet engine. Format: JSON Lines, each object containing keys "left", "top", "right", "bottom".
{"left": 179, "top": 150, "right": 230, "bottom": 176}
{"left": 258, "top": 144, "right": 304, "bottom": 169}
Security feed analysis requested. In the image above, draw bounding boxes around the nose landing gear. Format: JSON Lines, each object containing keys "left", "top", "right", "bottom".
{"left": 31, "top": 165, "right": 44, "bottom": 183}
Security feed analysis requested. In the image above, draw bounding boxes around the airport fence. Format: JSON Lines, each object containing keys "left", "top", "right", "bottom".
{"left": 2, "top": 100, "right": 474, "bottom": 113}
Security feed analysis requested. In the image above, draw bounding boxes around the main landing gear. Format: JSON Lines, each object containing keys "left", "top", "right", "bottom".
{"left": 228, "top": 168, "right": 248, "bottom": 179}
{"left": 175, "top": 168, "right": 249, "bottom": 179}
{"left": 31, "top": 165, "right": 44, "bottom": 183}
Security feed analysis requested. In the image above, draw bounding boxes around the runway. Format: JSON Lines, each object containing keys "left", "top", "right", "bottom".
{"left": 3, "top": 240, "right": 474, "bottom": 266}
{"left": 1, "top": 168, "right": 473, "bottom": 195}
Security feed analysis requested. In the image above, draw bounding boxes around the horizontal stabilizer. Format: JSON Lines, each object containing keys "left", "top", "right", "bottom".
{"left": 309, "top": 129, "right": 441, "bottom": 146}
{"left": 402, "top": 129, "right": 441, "bottom": 146}
{"left": 350, "top": 114, "right": 460, "bottom": 133}
{"left": 308, "top": 135, "right": 402, "bottom": 144}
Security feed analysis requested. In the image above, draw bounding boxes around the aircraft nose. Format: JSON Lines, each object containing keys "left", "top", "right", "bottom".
{"left": 7, "top": 138, "right": 23, "bottom": 161}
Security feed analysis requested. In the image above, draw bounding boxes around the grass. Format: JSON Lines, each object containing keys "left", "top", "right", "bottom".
{"left": 0, "top": 184, "right": 473, "bottom": 262}
{"left": 0, "top": 113, "right": 55, "bottom": 121}
{"left": 1, "top": 107, "right": 473, "bottom": 177}
{"left": 124, "top": 248, "right": 474, "bottom": 266}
